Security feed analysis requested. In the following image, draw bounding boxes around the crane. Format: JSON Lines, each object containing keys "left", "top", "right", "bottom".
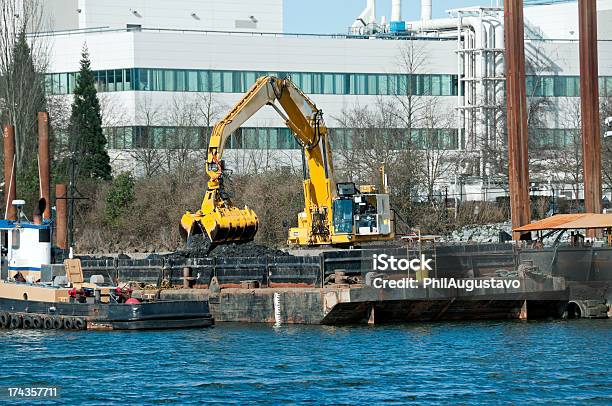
{"left": 180, "top": 76, "right": 394, "bottom": 251}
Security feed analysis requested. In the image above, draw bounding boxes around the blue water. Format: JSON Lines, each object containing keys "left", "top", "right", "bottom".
{"left": 0, "top": 320, "right": 610, "bottom": 405}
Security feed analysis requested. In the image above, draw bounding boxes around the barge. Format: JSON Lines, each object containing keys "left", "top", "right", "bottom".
{"left": 75, "top": 244, "right": 577, "bottom": 325}
{"left": 0, "top": 207, "right": 213, "bottom": 330}
{"left": 71, "top": 214, "right": 612, "bottom": 325}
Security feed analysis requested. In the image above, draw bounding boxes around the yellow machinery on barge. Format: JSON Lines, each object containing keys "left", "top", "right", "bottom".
{"left": 180, "top": 76, "right": 395, "bottom": 251}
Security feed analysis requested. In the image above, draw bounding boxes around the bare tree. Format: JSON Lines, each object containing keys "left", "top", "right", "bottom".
{"left": 548, "top": 97, "right": 582, "bottom": 209}
{"left": 46, "top": 94, "right": 72, "bottom": 161}
{"left": 129, "top": 95, "right": 164, "bottom": 178}
{"left": 392, "top": 39, "right": 429, "bottom": 142}
{"left": 418, "top": 99, "right": 455, "bottom": 203}
{"left": 599, "top": 97, "right": 612, "bottom": 193}
{"left": 162, "top": 96, "right": 206, "bottom": 182}
{"left": 335, "top": 99, "right": 421, "bottom": 227}
{"left": 0, "top": 0, "right": 48, "bottom": 171}
{"left": 194, "top": 90, "right": 227, "bottom": 139}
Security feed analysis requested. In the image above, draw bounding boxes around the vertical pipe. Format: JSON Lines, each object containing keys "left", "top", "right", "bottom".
{"left": 55, "top": 184, "right": 67, "bottom": 250}
{"left": 38, "top": 112, "right": 51, "bottom": 219}
{"left": 578, "top": 0, "right": 602, "bottom": 223}
{"left": 368, "top": 0, "right": 376, "bottom": 24}
{"left": 421, "top": 0, "right": 432, "bottom": 21}
{"left": 504, "top": 0, "right": 531, "bottom": 240}
{"left": 391, "top": 0, "right": 402, "bottom": 21}
{"left": 457, "top": 17, "right": 463, "bottom": 151}
{"left": 3, "top": 125, "right": 17, "bottom": 221}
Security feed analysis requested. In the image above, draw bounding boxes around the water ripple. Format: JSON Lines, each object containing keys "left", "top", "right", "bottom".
{"left": 0, "top": 320, "right": 610, "bottom": 404}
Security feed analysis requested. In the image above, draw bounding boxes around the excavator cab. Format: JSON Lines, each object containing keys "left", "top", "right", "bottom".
{"left": 330, "top": 182, "right": 393, "bottom": 238}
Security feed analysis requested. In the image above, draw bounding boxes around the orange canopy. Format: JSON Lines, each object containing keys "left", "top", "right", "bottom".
{"left": 513, "top": 213, "right": 612, "bottom": 232}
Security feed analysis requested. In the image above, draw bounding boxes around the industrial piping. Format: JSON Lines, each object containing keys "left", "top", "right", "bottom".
{"left": 352, "top": 0, "right": 377, "bottom": 29}
{"left": 391, "top": 0, "right": 402, "bottom": 22}
{"left": 421, "top": 0, "right": 432, "bottom": 21}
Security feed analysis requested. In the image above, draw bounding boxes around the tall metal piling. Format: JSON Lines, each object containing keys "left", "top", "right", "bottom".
{"left": 504, "top": 0, "right": 531, "bottom": 240}
{"left": 38, "top": 112, "right": 51, "bottom": 219}
{"left": 578, "top": 0, "right": 602, "bottom": 230}
{"left": 3, "top": 125, "right": 17, "bottom": 221}
{"left": 55, "top": 184, "right": 68, "bottom": 249}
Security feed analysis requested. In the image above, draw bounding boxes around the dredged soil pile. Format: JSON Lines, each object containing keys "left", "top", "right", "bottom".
{"left": 169, "top": 240, "right": 291, "bottom": 259}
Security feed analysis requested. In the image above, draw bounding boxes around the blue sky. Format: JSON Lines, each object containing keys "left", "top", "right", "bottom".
{"left": 284, "top": 0, "right": 494, "bottom": 34}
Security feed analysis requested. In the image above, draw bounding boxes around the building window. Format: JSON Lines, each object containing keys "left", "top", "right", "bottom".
{"left": 124, "top": 69, "right": 132, "bottom": 91}
{"left": 176, "top": 70, "right": 186, "bottom": 92}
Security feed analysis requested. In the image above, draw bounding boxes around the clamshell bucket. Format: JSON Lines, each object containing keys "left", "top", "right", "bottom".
{"left": 180, "top": 205, "right": 259, "bottom": 252}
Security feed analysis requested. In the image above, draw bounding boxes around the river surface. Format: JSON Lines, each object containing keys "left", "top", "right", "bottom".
{"left": 0, "top": 320, "right": 610, "bottom": 404}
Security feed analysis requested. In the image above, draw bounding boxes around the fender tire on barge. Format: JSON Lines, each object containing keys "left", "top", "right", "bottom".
{"left": 42, "top": 316, "right": 54, "bottom": 329}
{"left": 74, "top": 318, "right": 85, "bottom": 330}
{"left": 32, "top": 315, "right": 43, "bottom": 329}
{"left": 9, "top": 314, "right": 21, "bottom": 328}
{"left": 0, "top": 312, "right": 9, "bottom": 327}
{"left": 22, "top": 315, "right": 34, "bottom": 328}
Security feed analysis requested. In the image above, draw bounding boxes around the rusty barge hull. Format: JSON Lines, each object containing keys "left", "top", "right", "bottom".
{"left": 68, "top": 244, "right": 611, "bottom": 325}
{"left": 151, "top": 275, "right": 569, "bottom": 325}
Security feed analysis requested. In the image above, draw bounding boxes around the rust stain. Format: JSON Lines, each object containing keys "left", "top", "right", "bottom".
{"left": 269, "top": 282, "right": 314, "bottom": 288}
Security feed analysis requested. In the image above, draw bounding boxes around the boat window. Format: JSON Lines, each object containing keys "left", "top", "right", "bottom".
{"left": 11, "top": 229, "right": 19, "bottom": 250}
{"left": 39, "top": 228, "right": 51, "bottom": 243}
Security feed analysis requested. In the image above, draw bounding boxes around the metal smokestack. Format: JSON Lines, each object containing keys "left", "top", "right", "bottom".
{"left": 3, "top": 125, "right": 17, "bottom": 221}
{"left": 392, "top": 0, "right": 402, "bottom": 21}
{"left": 421, "top": 0, "right": 432, "bottom": 21}
{"left": 368, "top": 0, "right": 376, "bottom": 23}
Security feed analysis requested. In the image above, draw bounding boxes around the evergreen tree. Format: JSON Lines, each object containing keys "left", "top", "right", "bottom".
{"left": 69, "top": 45, "right": 112, "bottom": 180}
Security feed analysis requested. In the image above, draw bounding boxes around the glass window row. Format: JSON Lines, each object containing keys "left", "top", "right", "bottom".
{"left": 531, "top": 128, "right": 579, "bottom": 149}
{"left": 47, "top": 69, "right": 612, "bottom": 98}
{"left": 330, "top": 128, "right": 459, "bottom": 150}
{"left": 47, "top": 68, "right": 459, "bottom": 97}
{"left": 103, "top": 126, "right": 460, "bottom": 151}
{"left": 527, "top": 76, "right": 612, "bottom": 98}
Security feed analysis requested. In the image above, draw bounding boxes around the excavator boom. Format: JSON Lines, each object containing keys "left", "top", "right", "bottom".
{"left": 180, "top": 75, "right": 393, "bottom": 252}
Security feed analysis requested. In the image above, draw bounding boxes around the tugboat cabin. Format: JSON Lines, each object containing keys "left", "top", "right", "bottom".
{"left": 0, "top": 219, "right": 52, "bottom": 283}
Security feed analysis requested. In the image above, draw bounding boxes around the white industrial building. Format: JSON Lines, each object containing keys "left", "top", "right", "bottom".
{"left": 37, "top": 0, "right": 612, "bottom": 202}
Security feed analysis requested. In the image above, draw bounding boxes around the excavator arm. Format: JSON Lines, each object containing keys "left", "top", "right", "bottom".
{"left": 180, "top": 76, "right": 336, "bottom": 250}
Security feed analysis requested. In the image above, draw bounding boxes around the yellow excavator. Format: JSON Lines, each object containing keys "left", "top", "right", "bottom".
{"left": 180, "top": 76, "right": 394, "bottom": 251}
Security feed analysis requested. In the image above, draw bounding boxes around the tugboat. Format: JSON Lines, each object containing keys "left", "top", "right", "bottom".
{"left": 0, "top": 200, "right": 214, "bottom": 330}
